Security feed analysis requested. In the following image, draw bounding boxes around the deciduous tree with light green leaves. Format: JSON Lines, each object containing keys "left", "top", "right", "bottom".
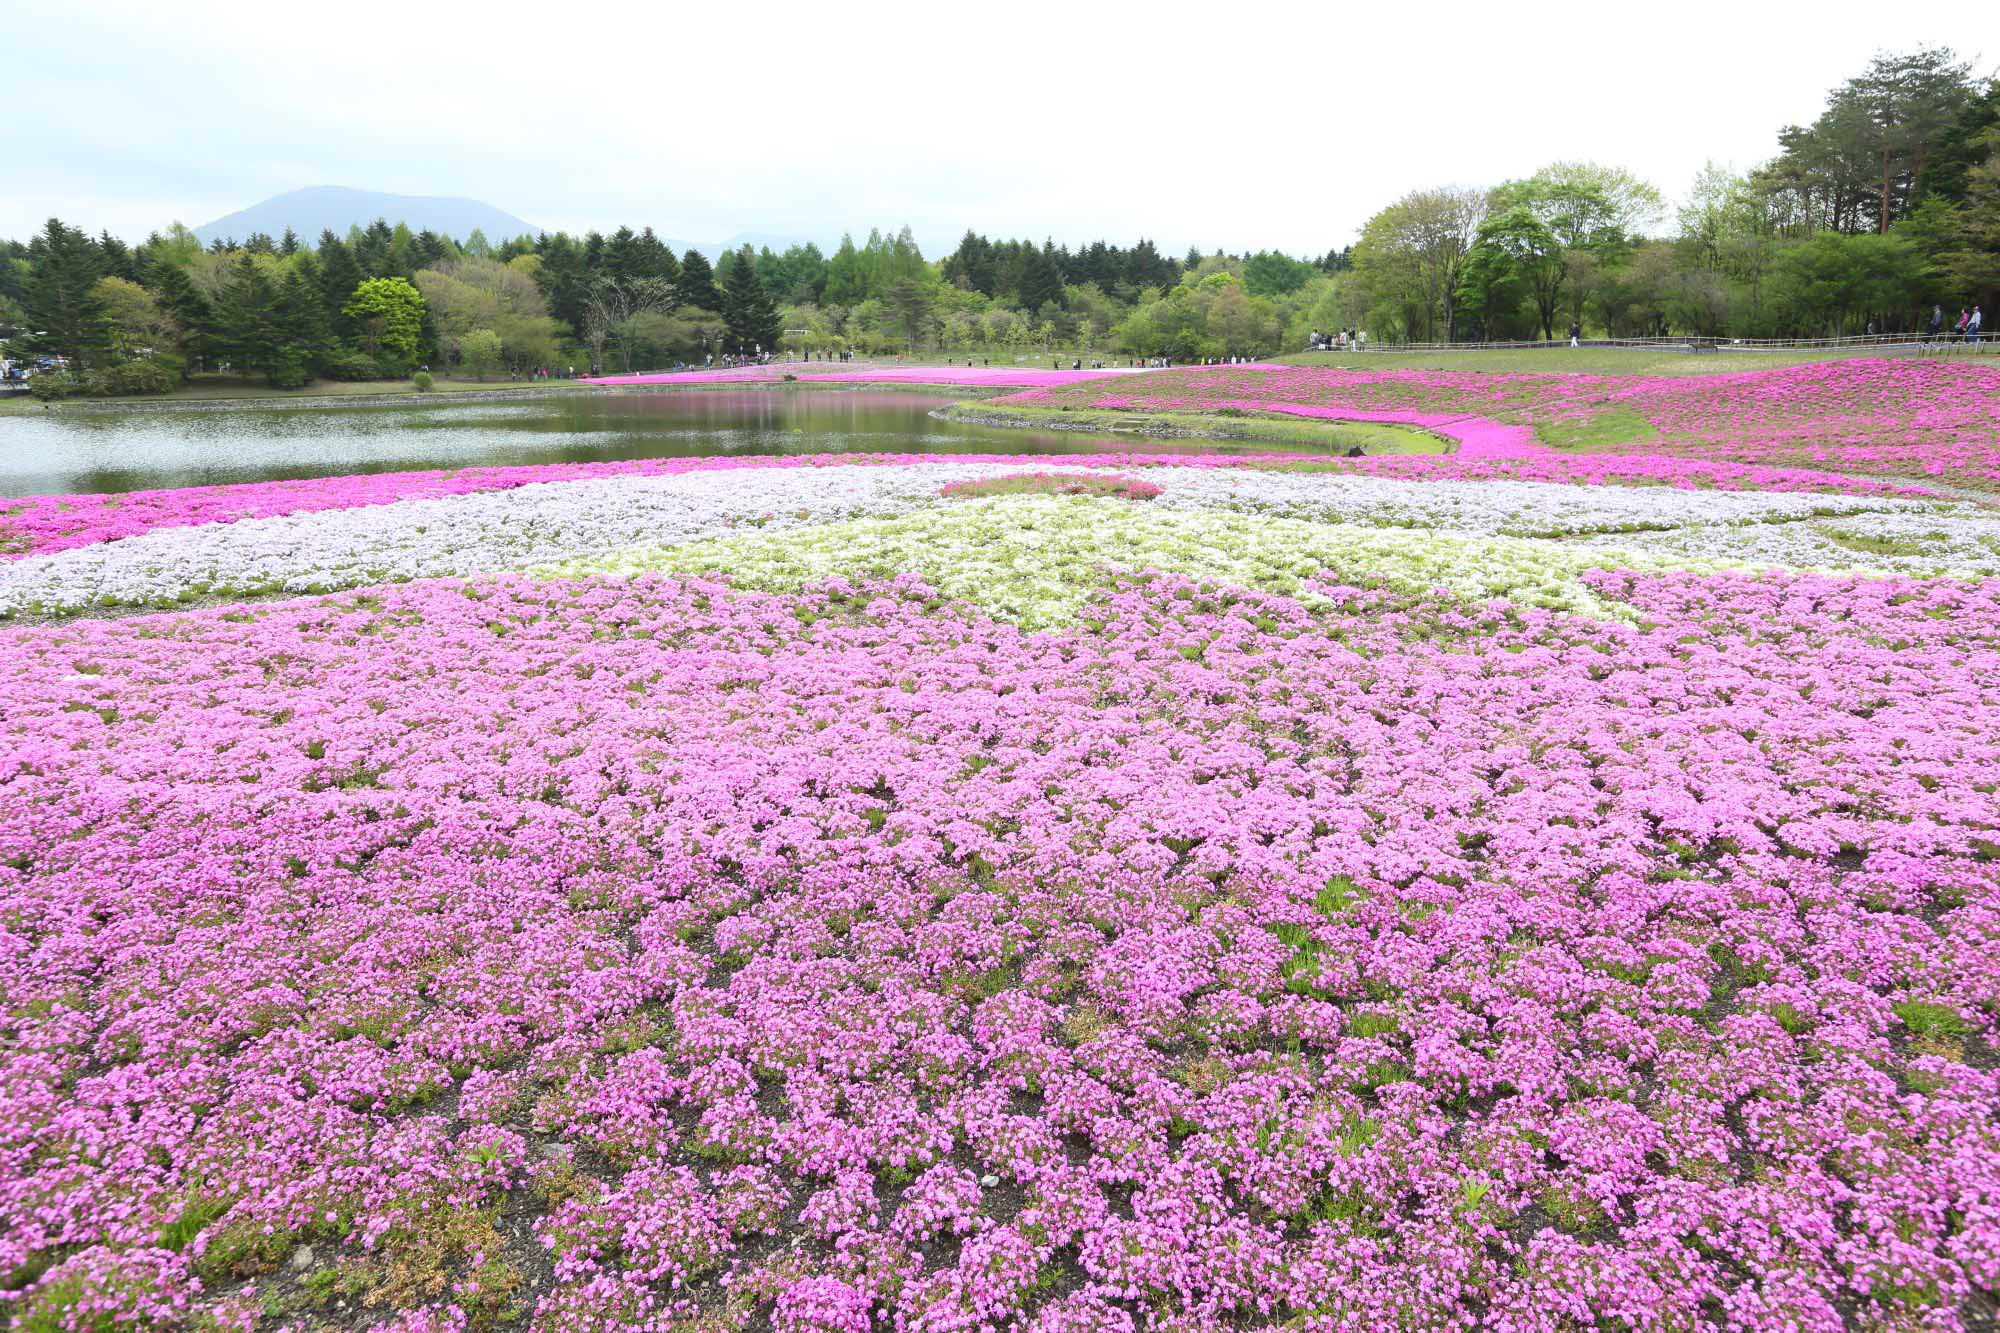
{"left": 1457, "top": 206, "right": 1564, "bottom": 339}
{"left": 342, "top": 277, "right": 426, "bottom": 370}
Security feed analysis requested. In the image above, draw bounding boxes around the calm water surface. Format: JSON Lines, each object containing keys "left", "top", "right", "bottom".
{"left": 0, "top": 390, "right": 1253, "bottom": 497}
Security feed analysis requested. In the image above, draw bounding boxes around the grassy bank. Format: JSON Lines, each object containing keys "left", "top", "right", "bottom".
{"left": 0, "top": 374, "right": 592, "bottom": 415}
{"left": 936, "top": 401, "right": 1451, "bottom": 454}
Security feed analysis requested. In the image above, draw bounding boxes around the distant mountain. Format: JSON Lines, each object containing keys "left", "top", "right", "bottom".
{"left": 194, "top": 186, "right": 542, "bottom": 246}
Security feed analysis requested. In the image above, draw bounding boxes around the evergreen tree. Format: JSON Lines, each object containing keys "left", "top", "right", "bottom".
{"left": 1126, "top": 238, "right": 1175, "bottom": 290}
{"left": 1914, "top": 77, "right": 2000, "bottom": 206}
{"left": 274, "top": 267, "right": 331, "bottom": 380}
{"left": 530, "top": 232, "right": 593, "bottom": 338}
{"left": 22, "top": 219, "right": 105, "bottom": 363}
{"left": 602, "top": 226, "right": 642, "bottom": 286}
{"left": 943, "top": 230, "right": 997, "bottom": 296}
{"left": 635, "top": 228, "right": 680, "bottom": 284}
{"left": 98, "top": 231, "right": 140, "bottom": 282}
{"left": 675, "top": 248, "right": 723, "bottom": 312}
{"left": 412, "top": 229, "right": 454, "bottom": 270}
{"left": 316, "top": 231, "right": 366, "bottom": 340}
{"left": 1017, "top": 244, "right": 1064, "bottom": 314}
{"left": 148, "top": 258, "right": 214, "bottom": 369}
{"left": 721, "top": 245, "right": 780, "bottom": 353}
{"left": 279, "top": 227, "right": 301, "bottom": 257}
{"left": 213, "top": 253, "right": 281, "bottom": 376}
{"left": 355, "top": 220, "right": 395, "bottom": 277}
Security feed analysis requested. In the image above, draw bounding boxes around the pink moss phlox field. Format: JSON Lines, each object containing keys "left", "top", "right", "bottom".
{"left": 1019, "top": 358, "right": 2000, "bottom": 486}
{"left": 3, "top": 565, "right": 1998, "bottom": 1328}
{"left": 1338, "top": 451, "right": 1941, "bottom": 496}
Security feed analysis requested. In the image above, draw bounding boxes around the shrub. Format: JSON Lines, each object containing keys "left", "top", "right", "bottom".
{"left": 321, "top": 349, "right": 387, "bottom": 382}
{"left": 267, "top": 349, "right": 311, "bottom": 390}
{"left": 91, "top": 355, "right": 184, "bottom": 396}
{"left": 28, "top": 372, "right": 87, "bottom": 402}
{"left": 412, "top": 371, "right": 435, "bottom": 393}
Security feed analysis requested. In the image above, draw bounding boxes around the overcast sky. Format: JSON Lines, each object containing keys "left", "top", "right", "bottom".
{"left": 11, "top": 2, "right": 1996, "bottom": 256}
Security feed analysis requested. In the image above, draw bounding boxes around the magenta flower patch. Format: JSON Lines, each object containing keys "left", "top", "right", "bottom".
{"left": 2, "top": 564, "right": 1996, "bottom": 1329}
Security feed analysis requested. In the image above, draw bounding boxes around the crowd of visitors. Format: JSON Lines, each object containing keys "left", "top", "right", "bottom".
{"left": 1926, "top": 305, "right": 1984, "bottom": 347}
{"left": 1307, "top": 329, "right": 1368, "bottom": 352}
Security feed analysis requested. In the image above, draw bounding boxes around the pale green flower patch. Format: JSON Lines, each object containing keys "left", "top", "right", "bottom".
{"left": 540, "top": 495, "right": 1755, "bottom": 626}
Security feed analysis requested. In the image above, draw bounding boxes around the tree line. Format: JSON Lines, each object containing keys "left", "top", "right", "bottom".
{"left": 2, "top": 46, "right": 1994, "bottom": 395}
{"left": 1354, "top": 48, "right": 1996, "bottom": 343}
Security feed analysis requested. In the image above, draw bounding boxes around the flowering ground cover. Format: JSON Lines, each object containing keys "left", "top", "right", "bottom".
{"left": 5, "top": 561, "right": 1999, "bottom": 1331}
{"left": 6, "top": 465, "right": 1993, "bottom": 621}
{"left": 1, "top": 447, "right": 1936, "bottom": 571}
{"left": 4, "top": 358, "right": 2000, "bottom": 1331}
{"left": 1020, "top": 359, "right": 2000, "bottom": 489}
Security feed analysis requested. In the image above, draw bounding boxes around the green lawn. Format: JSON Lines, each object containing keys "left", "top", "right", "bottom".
{"left": 939, "top": 401, "right": 1451, "bottom": 454}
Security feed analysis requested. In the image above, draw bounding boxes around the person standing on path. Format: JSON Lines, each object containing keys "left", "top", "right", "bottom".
{"left": 1970, "top": 306, "right": 1983, "bottom": 344}
{"left": 1569, "top": 321, "right": 1581, "bottom": 348}
{"left": 1929, "top": 306, "right": 1946, "bottom": 345}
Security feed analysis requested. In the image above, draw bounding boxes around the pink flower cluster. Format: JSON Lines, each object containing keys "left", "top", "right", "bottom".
{"left": 3, "top": 564, "right": 1996, "bottom": 1329}
{"left": 1021, "top": 358, "right": 2000, "bottom": 487}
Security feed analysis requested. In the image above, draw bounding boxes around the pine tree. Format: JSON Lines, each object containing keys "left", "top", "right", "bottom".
{"left": 316, "top": 232, "right": 365, "bottom": 340}
{"left": 355, "top": 220, "right": 395, "bottom": 277}
{"left": 23, "top": 219, "right": 105, "bottom": 364}
{"left": 675, "top": 248, "right": 722, "bottom": 312}
{"left": 531, "top": 233, "right": 593, "bottom": 338}
{"left": 214, "top": 253, "right": 281, "bottom": 376}
{"left": 148, "top": 258, "right": 214, "bottom": 369}
{"left": 636, "top": 228, "right": 681, "bottom": 284}
{"left": 1017, "top": 244, "right": 1064, "bottom": 315}
{"left": 602, "top": 227, "right": 641, "bottom": 286}
{"left": 721, "top": 245, "right": 780, "bottom": 353}
{"left": 98, "top": 231, "right": 140, "bottom": 282}
{"left": 272, "top": 268, "right": 330, "bottom": 384}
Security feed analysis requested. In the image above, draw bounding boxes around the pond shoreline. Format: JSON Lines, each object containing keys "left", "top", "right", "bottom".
{"left": 16, "top": 379, "right": 997, "bottom": 417}
{"left": 934, "top": 403, "right": 1456, "bottom": 453}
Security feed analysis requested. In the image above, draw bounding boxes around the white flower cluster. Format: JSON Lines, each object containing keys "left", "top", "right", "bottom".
{"left": 5, "top": 462, "right": 1993, "bottom": 620}
{"left": 0, "top": 463, "right": 1023, "bottom": 617}
{"left": 547, "top": 495, "right": 1723, "bottom": 625}
{"left": 1150, "top": 467, "right": 1912, "bottom": 538}
{"left": 1588, "top": 505, "right": 2000, "bottom": 578}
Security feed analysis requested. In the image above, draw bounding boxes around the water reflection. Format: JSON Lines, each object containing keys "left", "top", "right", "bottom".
{"left": 0, "top": 390, "right": 1273, "bottom": 497}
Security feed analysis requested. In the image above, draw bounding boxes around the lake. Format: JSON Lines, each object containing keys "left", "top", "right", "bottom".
{"left": 0, "top": 389, "right": 1240, "bottom": 497}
